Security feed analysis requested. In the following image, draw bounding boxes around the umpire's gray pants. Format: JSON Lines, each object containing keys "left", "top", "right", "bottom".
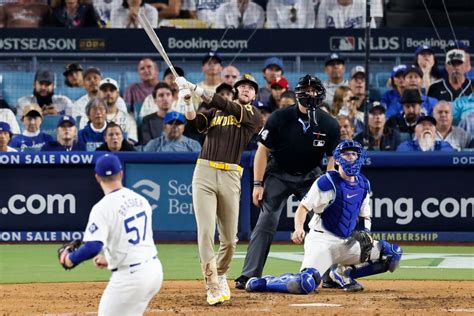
{"left": 241, "top": 160, "right": 322, "bottom": 278}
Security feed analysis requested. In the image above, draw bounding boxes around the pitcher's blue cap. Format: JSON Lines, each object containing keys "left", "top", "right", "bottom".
{"left": 95, "top": 154, "right": 122, "bottom": 177}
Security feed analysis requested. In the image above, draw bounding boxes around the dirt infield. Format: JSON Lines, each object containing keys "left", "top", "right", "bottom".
{"left": 2, "top": 280, "right": 474, "bottom": 315}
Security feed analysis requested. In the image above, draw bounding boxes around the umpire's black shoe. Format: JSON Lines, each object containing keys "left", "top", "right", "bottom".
{"left": 235, "top": 275, "right": 249, "bottom": 290}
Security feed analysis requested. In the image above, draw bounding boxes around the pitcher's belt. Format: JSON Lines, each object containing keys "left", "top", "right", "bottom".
{"left": 197, "top": 158, "right": 243, "bottom": 172}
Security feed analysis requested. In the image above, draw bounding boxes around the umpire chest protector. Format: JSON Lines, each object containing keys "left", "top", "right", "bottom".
{"left": 319, "top": 171, "right": 369, "bottom": 238}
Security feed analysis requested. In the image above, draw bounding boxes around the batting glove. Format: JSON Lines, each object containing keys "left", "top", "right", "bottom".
{"left": 174, "top": 76, "right": 188, "bottom": 90}
{"left": 178, "top": 88, "right": 194, "bottom": 112}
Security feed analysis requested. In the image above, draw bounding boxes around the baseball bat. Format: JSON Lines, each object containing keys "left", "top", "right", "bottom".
{"left": 137, "top": 12, "right": 179, "bottom": 78}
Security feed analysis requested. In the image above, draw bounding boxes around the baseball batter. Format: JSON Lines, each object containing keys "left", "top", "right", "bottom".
{"left": 58, "top": 154, "right": 163, "bottom": 315}
{"left": 246, "top": 140, "right": 403, "bottom": 293}
{"left": 175, "top": 74, "right": 262, "bottom": 305}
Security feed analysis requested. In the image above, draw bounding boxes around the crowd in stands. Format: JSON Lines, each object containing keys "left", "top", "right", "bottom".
{"left": 0, "top": 40, "right": 473, "bottom": 153}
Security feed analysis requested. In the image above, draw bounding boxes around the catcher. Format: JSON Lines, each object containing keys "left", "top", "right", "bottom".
{"left": 58, "top": 154, "right": 163, "bottom": 314}
{"left": 246, "top": 140, "right": 403, "bottom": 293}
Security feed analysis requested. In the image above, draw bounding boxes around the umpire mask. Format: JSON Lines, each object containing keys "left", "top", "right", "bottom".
{"left": 295, "top": 75, "right": 326, "bottom": 109}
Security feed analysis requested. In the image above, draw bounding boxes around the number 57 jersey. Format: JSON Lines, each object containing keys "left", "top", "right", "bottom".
{"left": 83, "top": 187, "right": 157, "bottom": 270}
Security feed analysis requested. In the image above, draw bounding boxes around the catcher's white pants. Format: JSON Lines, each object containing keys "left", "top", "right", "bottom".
{"left": 300, "top": 230, "right": 382, "bottom": 274}
{"left": 99, "top": 257, "right": 163, "bottom": 316}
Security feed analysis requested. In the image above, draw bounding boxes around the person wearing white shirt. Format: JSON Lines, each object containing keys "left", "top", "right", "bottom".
{"left": 215, "top": 0, "right": 264, "bottom": 29}
{"left": 189, "top": 0, "right": 229, "bottom": 27}
{"left": 93, "top": 0, "right": 123, "bottom": 27}
{"left": 111, "top": 0, "right": 158, "bottom": 28}
{"left": 316, "top": 0, "right": 383, "bottom": 29}
{"left": 266, "top": 0, "right": 316, "bottom": 29}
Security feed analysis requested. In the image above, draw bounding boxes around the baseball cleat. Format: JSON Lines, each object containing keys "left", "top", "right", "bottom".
{"left": 322, "top": 279, "right": 343, "bottom": 289}
{"left": 245, "top": 277, "right": 267, "bottom": 292}
{"left": 343, "top": 281, "right": 364, "bottom": 292}
{"left": 218, "top": 274, "right": 231, "bottom": 301}
{"left": 234, "top": 275, "right": 249, "bottom": 290}
{"left": 206, "top": 287, "right": 225, "bottom": 305}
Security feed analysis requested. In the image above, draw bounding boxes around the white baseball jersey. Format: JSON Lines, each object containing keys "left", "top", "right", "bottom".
{"left": 266, "top": 0, "right": 317, "bottom": 29}
{"left": 83, "top": 187, "right": 157, "bottom": 270}
{"left": 316, "top": 0, "right": 383, "bottom": 29}
{"left": 214, "top": 1, "right": 265, "bottom": 29}
{"left": 190, "top": 0, "right": 230, "bottom": 27}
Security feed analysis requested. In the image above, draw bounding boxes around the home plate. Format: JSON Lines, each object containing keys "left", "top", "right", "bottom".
{"left": 289, "top": 303, "right": 341, "bottom": 307}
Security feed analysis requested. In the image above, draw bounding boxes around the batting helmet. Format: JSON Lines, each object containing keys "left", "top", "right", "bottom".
{"left": 234, "top": 73, "right": 259, "bottom": 92}
{"left": 295, "top": 74, "right": 326, "bottom": 108}
{"left": 333, "top": 140, "right": 366, "bottom": 177}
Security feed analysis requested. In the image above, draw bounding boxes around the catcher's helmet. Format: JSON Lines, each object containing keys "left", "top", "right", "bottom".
{"left": 295, "top": 74, "right": 326, "bottom": 108}
{"left": 333, "top": 140, "right": 366, "bottom": 176}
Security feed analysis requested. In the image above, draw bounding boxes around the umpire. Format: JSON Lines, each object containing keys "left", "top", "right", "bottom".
{"left": 235, "top": 74, "right": 340, "bottom": 289}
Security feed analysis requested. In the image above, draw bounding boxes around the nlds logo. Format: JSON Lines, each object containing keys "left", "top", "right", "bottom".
{"left": 330, "top": 37, "right": 400, "bottom": 51}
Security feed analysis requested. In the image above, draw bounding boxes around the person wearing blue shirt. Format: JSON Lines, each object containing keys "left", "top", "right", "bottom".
{"left": 397, "top": 116, "right": 454, "bottom": 152}
{"left": 41, "top": 115, "right": 85, "bottom": 151}
{"left": 143, "top": 111, "right": 201, "bottom": 153}
{"left": 10, "top": 104, "right": 53, "bottom": 151}
{"left": 381, "top": 64, "right": 406, "bottom": 117}
{"left": 452, "top": 92, "right": 474, "bottom": 125}
{"left": 78, "top": 97, "right": 108, "bottom": 151}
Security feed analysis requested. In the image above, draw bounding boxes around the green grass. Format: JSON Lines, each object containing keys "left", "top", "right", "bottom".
{"left": 0, "top": 244, "right": 472, "bottom": 284}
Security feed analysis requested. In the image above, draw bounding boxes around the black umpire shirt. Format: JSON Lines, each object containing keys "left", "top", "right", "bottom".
{"left": 427, "top": 78, "right": 473, "bottom": 102}
{"left": 257, "top": 104, "right": 340, "bottom": 175}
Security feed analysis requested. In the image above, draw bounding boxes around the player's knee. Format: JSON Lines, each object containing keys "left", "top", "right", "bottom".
{"left": 301, "top": 267, "right": 321, "bottom": 288}
{"left": 379, "top": 240, "right": 403, "bottom": 272}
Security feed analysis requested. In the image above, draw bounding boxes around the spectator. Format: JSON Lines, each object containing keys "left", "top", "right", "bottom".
{"left": 96, "top": 122, "right": 136, "bottom": 152}
{"left": 10, "top": 104, "right": 53, "bottom": 151}
{"left": 397, "top": 116, "right": 454, "bottom": 152}
{"left": 279, "top": 90, "right": 296, "bottom": 108}
{"left": 146, "top": 0, "right": 181, "bottom": 19}
{"left": 381, "top": 64, "right": 406, "bottom": 118}
{"left": 74, "top": 68, "right": 128, "bottom": 118}
{"left": 215, "top": 0, "right": 264, "bottom": 29}
{"left": 428, "top": 49, "right": 473, "bottom": 102}
{"left": 124, "top": 57, "right": 160, "bottom": 112}
{"left": 336, "top": 115, "right": 354, "bottom": 141}
{"left": 192, "top": 52, "right": 223, "bottom": 106}
{"left": 322, "top": 53, "right": 348, "bottom": 105}
{"left": 458, "top": 111, "right": 474, "bottom": 137}
{"left": 52, "top": 0, "right": 99, "bottom": 27}
{"left": 143, "top": 111, "right": 201, "bottom": 152}
{"left": 386, "top": 65, "right": 438, "bottom": 118}
{"left": 41, "top": 115, "right": 85, "bottom": 151}
{"left": 267, "top": 76, "right": 289, "bottom": 111}
{"left": 140, "top": 82, "right": 174, "bottom": 145}
{"left": 63, "top": 62, "right": 84, "bottom": 88}
{"left": 316, "top": 0, "right": 383, "bottom": 29}
{"left": 78, "top": 97, "right": 108, "bottom": 151}
{"left": 414, "top": 45, "right": 442, "bottom": 91}
{"left": 331, "top": 86, "right": 364, "bottom": 134}
{"left": 386, "top": 89, "right": 423, "bottom": 142}
{"left": 139, "top": 66, "right": 184, "bottom": 119}
{"left": 221, "top": 65, "right": 240, "bottom": 86}
{"left": 433, "top": 101, "right": 471, "bottom": 151}
{"left": 256, "top": 57, "right": 284, "bottom": 106}
{"left": 0, "top": 122, "right": 17, "bottom": 152}
{"left": 111, "top": 0, "right": 158, "bottom": 28}
{"left": 93, "top": 0, "right": 122, "bottom": 27}
{"left": 348, "top": 65, "right": 367, "bottom": 113}
{"left": 216, "top": 82, "right": 233, "bottom": 101}
{"left": 17, "top": 69, "right": 73, "bottom": 117}
{"left": 189, "top": 0, "right": 227, "bottom": 27}
{"left": 442, "top": 41, "right": 474, "bottom": 81}
{"left": 266, "top": 0, "right": 315, "bottom": 28}
{"left": 100, "top": 78, "right": 138, "bottom": 143}
{"left": 254, "top": 101, "right": 272, "bottom": 126}
{"left": 452, "top": 92, "right": 474, "bottom": 125}
{"left": 0, "top": 0, "right": 51, "bottom": 27}
{"left": 0, "top": 106, "right": 21, "bottom": 135}
{"left": 354, "top": 102, "right": 401, "bottom": 151}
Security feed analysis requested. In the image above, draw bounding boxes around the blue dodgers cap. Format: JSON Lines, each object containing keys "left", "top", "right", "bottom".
{"left": 202, "top": 51, "right": 222, "bottom": 65}
{"left": 164, "top": 111, "right": 186, "bottom": 124}
{"left": 325, "top": 53, "right": 345, "bottom": 66}
{"left": 95, "top": 154, "right": 122, "bottom": 177}
{"left": 391, "top": 64, "right": 407, "bottom": 77}
{"left": 56, "top": 115, "right": 76, "bottom": 127}
{"left": 263, "top": 57, "right": 284, "bottom": 70}
{"left": 0, "top": 121, "right": 12, "bottom": 133}
{"left": 415, "top": 45, "right": 435, "bottom": 55}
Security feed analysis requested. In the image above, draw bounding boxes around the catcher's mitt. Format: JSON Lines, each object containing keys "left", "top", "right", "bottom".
{"left": 348, "top": 230, "right": 373, "bottom": 263}
{"left": 58, "top": 239, "right": 81, "bottom": 270}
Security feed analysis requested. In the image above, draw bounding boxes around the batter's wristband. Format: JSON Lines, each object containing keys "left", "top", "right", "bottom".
{"left": 253, "top": 181, "right": 263, "bottom": 187}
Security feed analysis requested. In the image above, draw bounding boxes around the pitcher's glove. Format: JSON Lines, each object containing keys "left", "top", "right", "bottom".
{"left": 348, "top": 230, "right": 373, "bottom": 263}
{"left": 58, "top": 239, "right": 81, "bottom": 270}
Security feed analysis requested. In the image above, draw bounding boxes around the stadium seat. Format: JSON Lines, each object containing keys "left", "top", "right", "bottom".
{"left": 122, "top": 71, "right": 140, "bottom": 90}
{"left": 41, "top": 115, "right": 61, "bottom": 139}
{"left": 376, "top": 72, "right": 391, "bottom": 89}
{"left": 59, "top": 86, "right": 84, "bottom": 101}
{"left": 1, "top": 72, "right": 35, "bottom": 106}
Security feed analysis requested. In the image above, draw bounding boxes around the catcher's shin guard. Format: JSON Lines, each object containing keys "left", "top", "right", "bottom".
{"left": 266, "top": 272, "right": 316, "bottom": 294}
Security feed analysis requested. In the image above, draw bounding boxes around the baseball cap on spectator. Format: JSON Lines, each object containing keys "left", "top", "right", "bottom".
{"left": 202, "top": 52, "right": 222, "bottom": 65}
{"left": 446, "top": 49, "right": 465, "bottom": 65}
{"left": 34, "top": 69, "right": 54, "bottom": 84}
{"left": 368, "top": 101, "right": 386, "bottom": 114}
{"left": 350, "top": 66, "right": 365, "bottom": 79}
{"left": 415, "top": 45, "right": 435, "bottom": 56}
{"left": 95, "top": 154, "right": 122, "bottom": 177}
{"left": 22, "top": 104, "right": 43, "bottom": 118}
{"left": 254, "top": 101, "right": 272, "bottom": 113}
{"left": 57, "top": 115, "right": 76, "bottom": 128}
{"left": 270, "top": 76, "right": 289, "bottom": 89}
{"left": 164, "top": 111, "right": 186, "bottom": 124}
{"left": 263, "top": 57, "right": 284, "bottom": 71}
{"left": 416, "top": 115, "right": 437, "bottom": 126}
{"left": 83, "top": 67, "right": 102, "bottom": 78}
{"left": 216, "top": 82, "right": 233, "bottom": 94}
{"left": 163, "top": 66, "right": 185, "bottom": 79}
{"left": 63, "top": 63, "right": 83, "bottom": 76}
{"left": 401, "top": 89, "right": 422, "bottom": 104}
{"left": 391, "top": 64, "right": 407, "bottom": 77}
{"left": 99, "top": 78, "right": 119, "bottom": 91}
{"left": 446, "top": 41, "right": 469, "bottom": 52}
{"left": 325, "top": 53, "right": 345, "bottom": 66}
{"left": 403, "top": 65, "right": 423, "bottom": 78}
{"left": 0, "top": 122, "right": 12, "bottom": 135}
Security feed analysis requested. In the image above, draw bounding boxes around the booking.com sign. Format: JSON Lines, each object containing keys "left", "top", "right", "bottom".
{"left": 126, "top": 163, "right": 197, "bottom": 232}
